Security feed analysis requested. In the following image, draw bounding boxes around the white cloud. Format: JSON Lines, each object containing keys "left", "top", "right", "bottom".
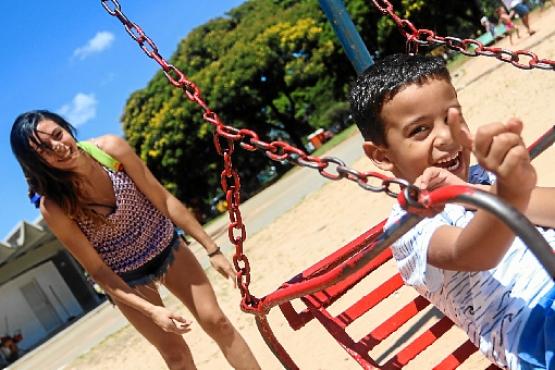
{"left": 73, "top": 31, "right": 115, "bottom": 60}
{"left": 58, "top": 93, "right": 98, "bottom": 127}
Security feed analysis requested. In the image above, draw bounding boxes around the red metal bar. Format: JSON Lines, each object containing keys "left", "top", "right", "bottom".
{"left": 278, "top": 301, "right": 315, "bottom": 330}
{"left": 334, "top": 274, "right": 404, "bottom": 329}
{"left": 310, "top": 248, "right": 393, "bottom": 306}
{"left": 255, "top": 314, "right": 300, "bottom": 370}
{"left": 528, "top": 125, "right": 555, "bottom": 160}
{"left": 433, "top": 340, "right": 481, "bottom": 370}
{"left": 382, "top": 316, "right": 454, "bottom": 369}
{"left": 256, "top": 216, "right": 422, "bottom": 313}
{"left": 279, "top": 251, "right": 394, "bottom": 331}
{"left": 303, "top": 221, "right": 387, "bottom": 277}
{"left": 368, "top": 295, "right": 431, "bottom": 343}
{"left": 303, "top": 294, "right": 380, "bottom": 369}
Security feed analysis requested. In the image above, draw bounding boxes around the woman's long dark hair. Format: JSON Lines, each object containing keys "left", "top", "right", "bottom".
{"left": 10, "top": 110, "right": 90, "bottom": 220}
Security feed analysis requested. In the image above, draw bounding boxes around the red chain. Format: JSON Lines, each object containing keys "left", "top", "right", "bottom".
{"left": 100, "top": 0, "right": 412, "bottom": 312}
{"left": 101, "top": 0, "right": 553, "bottom": 312}
{"left": 371, "top": 0, "right": 555, "bottom": 70}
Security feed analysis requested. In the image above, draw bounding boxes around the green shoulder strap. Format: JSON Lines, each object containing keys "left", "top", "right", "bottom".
{"left": 77, "top": 141, "right": 122, "bottom": 172}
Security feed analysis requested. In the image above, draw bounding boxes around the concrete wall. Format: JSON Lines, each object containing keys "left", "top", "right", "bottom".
{"left": 0, "top": 261, "right": 83, "bottom": 351}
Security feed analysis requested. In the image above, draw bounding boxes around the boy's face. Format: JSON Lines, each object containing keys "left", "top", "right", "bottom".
{"left": 363, "top": 78, "right": 471, "bottom": 184}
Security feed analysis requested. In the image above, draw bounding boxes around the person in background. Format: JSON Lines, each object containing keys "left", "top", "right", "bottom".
{"left": 480, "top": 15, "right": 497, "bottom": 38}
{"left": 497, "top": 6, "right": 521, "bottom": 44}
{"left": 500, "top": 0, "right": 536, "bottom": 35}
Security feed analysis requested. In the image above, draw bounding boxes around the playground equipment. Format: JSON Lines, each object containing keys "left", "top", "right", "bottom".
{"left": 101, "top": 0, "right": 555, "bottom": 368}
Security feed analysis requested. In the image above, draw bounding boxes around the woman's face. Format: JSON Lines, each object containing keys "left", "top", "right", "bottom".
{"left": 32, "top": 119, "right": 80, "bottom": 170}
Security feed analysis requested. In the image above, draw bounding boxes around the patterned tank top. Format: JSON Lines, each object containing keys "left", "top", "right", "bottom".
{"left": 75, "top": 160, "right": 174, "bottom": 274}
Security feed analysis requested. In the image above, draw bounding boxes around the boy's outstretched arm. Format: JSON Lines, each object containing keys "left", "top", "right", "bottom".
{"left": 448, "top": 109, "right": 555, "bottom": 228}
{"left": 526, "top": 187, "right": 555, "bottom": 228}
{"left": 426, "top": 112, "right": 537, "bottom": 271}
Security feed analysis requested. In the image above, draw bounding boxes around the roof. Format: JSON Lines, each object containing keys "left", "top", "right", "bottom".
{"left": 0, "top": 216, "right": 55, "bottom": 266}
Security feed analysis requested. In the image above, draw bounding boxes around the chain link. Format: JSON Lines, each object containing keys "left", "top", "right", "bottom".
{"left": 371, "top": 0, "right": 555, "bottom": 71}
{"left": 101, "top": 0, "right": 409, "bottom": 312}
{"left": 101, "top": 0, "right": 554, "bottom": 311}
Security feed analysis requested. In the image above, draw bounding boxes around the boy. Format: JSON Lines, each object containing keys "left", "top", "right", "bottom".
{"left": 349, "top": 53, "right": 555, "bottom": 369}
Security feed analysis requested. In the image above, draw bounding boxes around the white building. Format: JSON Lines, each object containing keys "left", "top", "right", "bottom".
{"left": 0, "top": 216, "right": 102, "bottom": 357}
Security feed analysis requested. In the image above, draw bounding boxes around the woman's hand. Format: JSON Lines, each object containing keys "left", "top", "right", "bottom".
{"left": 149, "top": 306, "right": 192, "bottom": 334}
{"left": 209, "top": 253, "right": 237, "bottom": 288}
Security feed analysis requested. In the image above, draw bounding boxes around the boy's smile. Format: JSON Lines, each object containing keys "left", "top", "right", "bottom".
{"left": 363, "top": 78, "right": 471, "bottom": 184}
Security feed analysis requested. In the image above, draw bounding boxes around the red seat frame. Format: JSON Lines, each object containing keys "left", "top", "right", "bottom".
{"left": 260, "top": 220, "right": 500, "bottom": 369}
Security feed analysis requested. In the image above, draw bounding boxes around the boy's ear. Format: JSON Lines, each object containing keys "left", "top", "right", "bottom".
{"left": 362, "top": 141, "right": 395, "bottom": 172}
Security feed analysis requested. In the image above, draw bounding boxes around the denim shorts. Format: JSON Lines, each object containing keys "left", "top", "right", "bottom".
{"left": 513, "top": 3, "right": 530, "bottom": 17}
{"left": 118, "top": 231, "right": 181, "bottom": 287}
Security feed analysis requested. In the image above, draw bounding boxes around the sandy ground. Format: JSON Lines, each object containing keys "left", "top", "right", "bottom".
{"left": 68, "top": 7, "right": 555, "bottom": 370}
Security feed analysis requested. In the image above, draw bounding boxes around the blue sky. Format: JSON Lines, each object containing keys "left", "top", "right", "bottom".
{"left": 0, "top": 1, "right": 245, "bottom": 238}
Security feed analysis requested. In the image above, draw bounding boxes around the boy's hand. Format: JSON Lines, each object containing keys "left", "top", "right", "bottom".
{"left": 414, "top": 167, "right": 468, "bottom": 216}
{"left": 415, "top": 166, "right": 467, "bottom": 191}
{"left": 474, "top": 119, "right": 536, "bottom": 200}
{"left": 448, "top": 108, "right": 536, "bottom": 202}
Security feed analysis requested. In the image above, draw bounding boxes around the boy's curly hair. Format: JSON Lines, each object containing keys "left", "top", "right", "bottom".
{"left": 349, "top": 53, "right": 451, "bottom": 146}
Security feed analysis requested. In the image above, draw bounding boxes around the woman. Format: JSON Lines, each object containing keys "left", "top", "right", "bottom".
{"left": 10, "top": 110, "right": 260, "bottom": 370}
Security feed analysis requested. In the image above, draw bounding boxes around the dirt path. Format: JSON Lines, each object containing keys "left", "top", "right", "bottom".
{"left": 68, "top": 7, "right": 555, "bottom": 370}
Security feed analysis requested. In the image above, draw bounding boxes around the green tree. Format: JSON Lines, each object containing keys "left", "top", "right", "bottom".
{"left": 121, "top": 0, "right": 491, "bottom": 220}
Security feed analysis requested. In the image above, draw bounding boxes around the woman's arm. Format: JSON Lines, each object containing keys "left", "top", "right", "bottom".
{"left": 96, "top": 135, "right": 236, "bottom": 281}
{"left": 40, "top": 197, "right": 191, "bottom": 334}
{"left": 96, "top": 135, "right": 219, "bottom": 253}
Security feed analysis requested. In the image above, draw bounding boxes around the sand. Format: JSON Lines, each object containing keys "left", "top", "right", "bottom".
{"left": 68, "top": 7, "right": 555, "bottom": 370}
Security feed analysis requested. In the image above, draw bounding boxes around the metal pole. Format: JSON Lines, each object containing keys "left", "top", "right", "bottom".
{"left": 319, "top": 0, "right": 374, "bottom": 75}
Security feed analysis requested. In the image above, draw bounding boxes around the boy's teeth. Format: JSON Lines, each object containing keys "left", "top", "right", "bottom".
{"left": 434, "top": 152, "right": 461, "bottom": 171}
{"left": 437, "top": 152, "right": 458, "bottom": 164}
{"left": 446, "top": 157, "right": 460, "bottom": 171}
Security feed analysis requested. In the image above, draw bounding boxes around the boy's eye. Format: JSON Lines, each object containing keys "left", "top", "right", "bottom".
{"left": 409, "top": 126, "right": 429, "bottom": 137}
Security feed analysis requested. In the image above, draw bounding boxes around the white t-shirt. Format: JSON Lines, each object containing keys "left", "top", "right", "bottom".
{"left": 386, "top": 194, "right": 555, "bottom": 368}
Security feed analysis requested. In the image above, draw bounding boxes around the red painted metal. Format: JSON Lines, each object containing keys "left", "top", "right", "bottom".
{"left": 255, "top": 314, "right": 299, "bottom": 370}
{"left": 382, "top": 316, "right": 454, "bottom": 369}
{"left": 528, "top": 125, "right": 555, "bottom": 160}
{"left": 433, "top": 340, "right": 482, "bottom": 370}
{"left": 271, "top": 223, "right": 500, "bottom": 369}
{"left": 100, "top": 2, "right": 553, "bottom": 368}
{"left": 370, "top": 295, "right": 432, "bottom": 343}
